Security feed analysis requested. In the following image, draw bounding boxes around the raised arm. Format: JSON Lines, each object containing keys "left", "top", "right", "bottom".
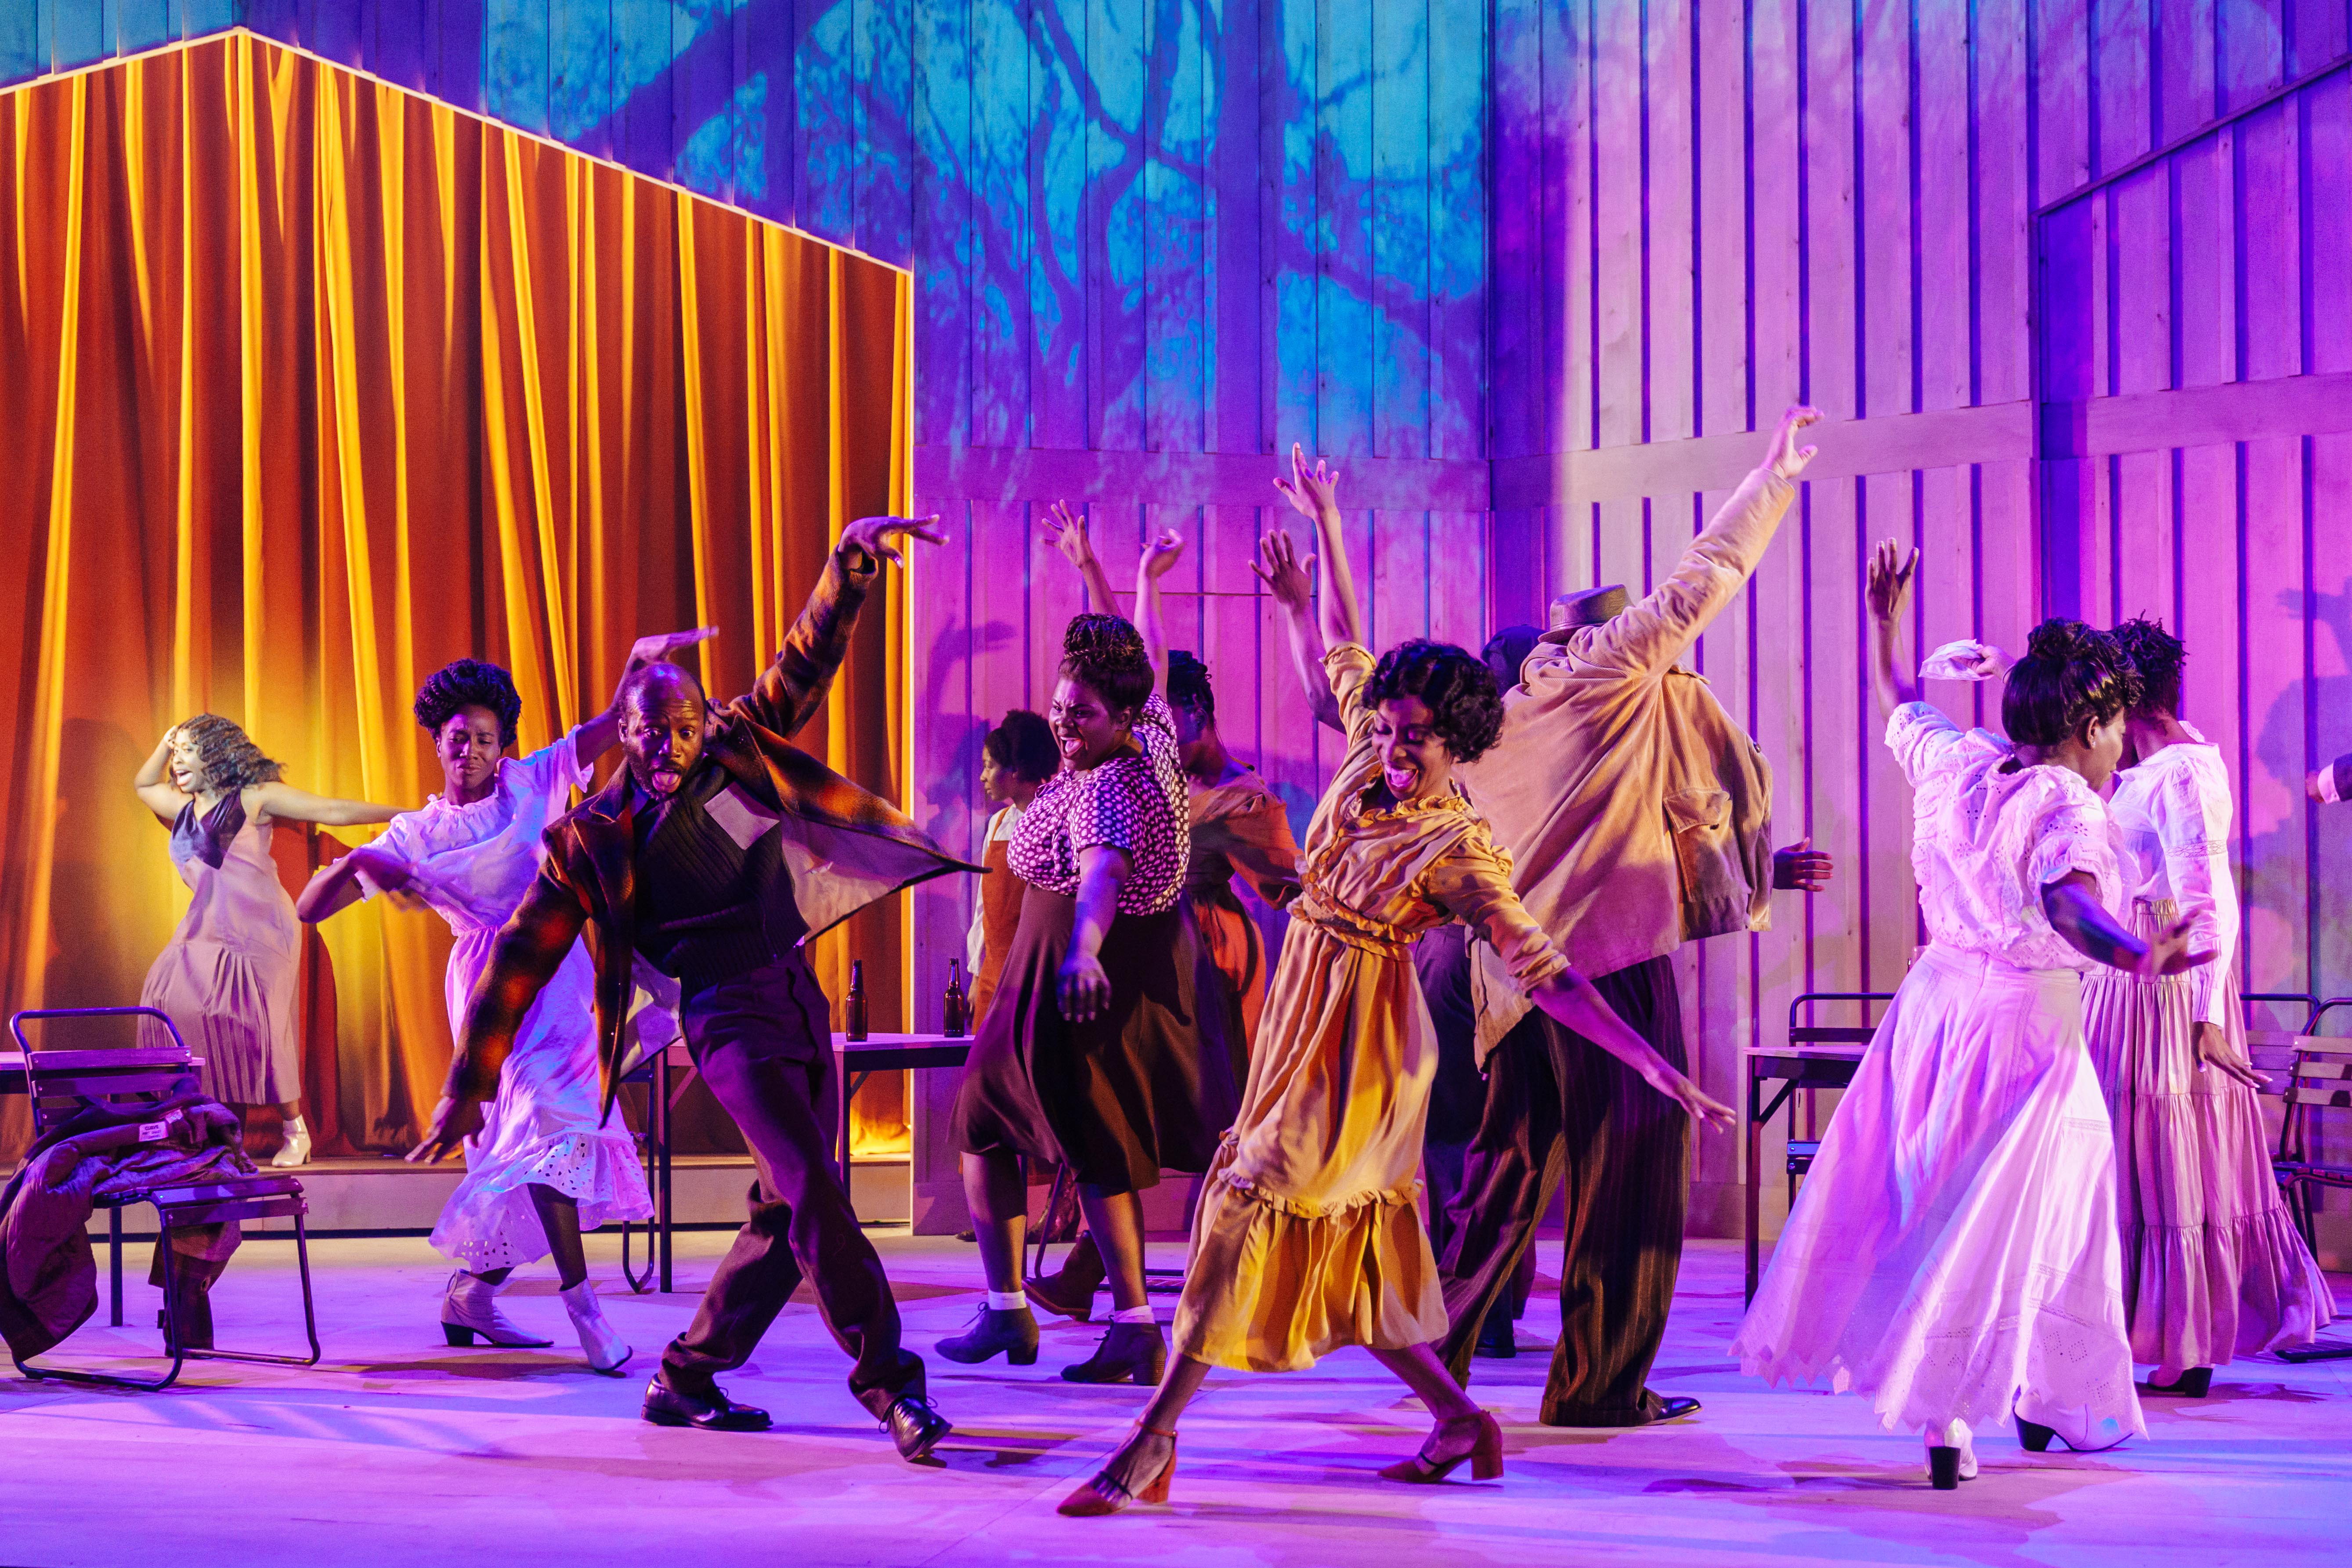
{"left": 732, "top": 514, "right": 943, "bottom": 738}
{"left": 1867, "top": 538, "right": 1922, "bottom": 719}
{"left": 410, "top": 853, "right": 591, "bottom": 1162}
{"left": 577, "top": 626, "right": 720, "bottom": 762}
{"left": 250, "top": 781, "right": 401, "bottom": 828}
{"left": 1272, "top": 444, "right": 1363, "bottom": 653}
{"left": 1580, "top": 406, "right": 1821, "bottom": 679}
{"left": 1250, "top": 527, "right": 1344, "bottom": 734}
{"left": 132, "top": 730, "right": 188, "bottom": 823}
{"left": 1043, "top": 501, "right": 1123, "bottom": 612}
{"left": 1133, "top": 527, "right": 1186, "bottom": 697}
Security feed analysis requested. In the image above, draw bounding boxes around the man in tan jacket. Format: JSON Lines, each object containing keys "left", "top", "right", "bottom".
{"left": 1435, "top": 406, "right": 1828, "bottom": 1427}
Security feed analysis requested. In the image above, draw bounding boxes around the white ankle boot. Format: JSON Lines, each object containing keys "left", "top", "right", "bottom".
{"left": 441, "top": 1269, "right": 555, "bottom": 1348}
{"left": 560, "top": 1280, "right": 631, "bottom": 1375}
{"left": 271, "top": 1117, "right": 312, "bottom": 1168}
{"left": 1925, "top": 1417, "right": 1979, "bottom": 1485}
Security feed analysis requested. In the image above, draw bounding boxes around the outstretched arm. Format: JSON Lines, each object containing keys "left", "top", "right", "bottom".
{"left": 1250, "top": 527, "right": 1344, "bottom": 733}
{"left": 577, "top": 626, "right": 720, "bottom": 763}
{"left": 133, "top": 731, "right": 188, "bottom": 823}
{"left": 1043, "top": 501, "right": 1123, "bottom": 612}
{"left": 251, "top": 781, "right": 401, "bottom": 828}
{"left": 1272, "top": 444, "right": 1363, "bottom": 653}
{"left": 1866, "top": 538, "right": 1922, "bottom": 719}
{"left": 733, "top": 514, "right": 944, "bottom": 738}
{"left": 296, "top": 842, "right": 415, "bottom": 924}
{"left": 1528, "top": 968, "right": 1737, "bottom": 1129}
{"left": 1133, "top": 528, "right": 1185, "bottom": 697}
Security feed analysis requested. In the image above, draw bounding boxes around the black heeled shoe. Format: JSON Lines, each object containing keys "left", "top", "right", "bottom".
{"left": 1380, "top": 1410, "right": 1503, "bottom": 1483}
{"left": 936, "top": 1305, "right": 1040, "bottom": 1366}
{"left": 2016, "top": 1416, "right": 2131, "bottom": 1454}
{"left": 2141, "top": 1367, "right": 2213, "bottom": 1398}
{"left": 1927, "top": 1446, "right": 1963, "bottom": 1490}
{"left": 1061, "top": 1320, "right": 1167, "bottom": 1385}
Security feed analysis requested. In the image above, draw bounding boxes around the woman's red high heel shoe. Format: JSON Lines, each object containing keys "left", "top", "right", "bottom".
{"left": 1057, "top": 1425, "right": 1178, "bottom": 1516}
{"left": 1380, "top": 1409, "right": 1503, "bottom": 1483}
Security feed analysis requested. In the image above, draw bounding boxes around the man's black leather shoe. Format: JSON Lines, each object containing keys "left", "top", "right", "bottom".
{"left": 641, "top": 1375, "right": 772, "bottom": 1431}
{"left": 883, "top": 1393, "right": 953, "bottom": 1461}
{"left": 1651, "top": 1395, "right": 1702, "bottom": 1423}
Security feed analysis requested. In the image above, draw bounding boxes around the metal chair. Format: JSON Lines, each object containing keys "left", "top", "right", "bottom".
{"left": 1026, "top": 1163, "right": 1187, "bottom": 1297}
{"left": 2237, "top": 991, "right": 2351, "bottom": 1365}
{"left": 1778, "top": 991, "right": 1895, "bottom": 1196}
{"left": 8, "top": 1007, "right": 322, "bottom": 1391}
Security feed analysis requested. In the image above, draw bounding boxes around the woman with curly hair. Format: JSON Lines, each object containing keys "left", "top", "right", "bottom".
{"left": 1734, "top": 550, "right": 2207, "bottom": 1490}
{"left": 940, "top": 535, "right": 1240, "bottom": 1386}
{"left": 1056, "top": 451, "right": 1730, "bottom": 1516}
{"left": 297, "top": 634, "right": 707, "bottom": 1371}
{"left": 2083, "top": 618, "right": 2332, "bottom": 1394}
{"left": 134, "top": 715, "right": 401, "bottom": 1167}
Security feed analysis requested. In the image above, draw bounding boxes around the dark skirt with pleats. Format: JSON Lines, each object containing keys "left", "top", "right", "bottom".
{"left": 950, "top": 884, "right": 1237, "bottom": 1194}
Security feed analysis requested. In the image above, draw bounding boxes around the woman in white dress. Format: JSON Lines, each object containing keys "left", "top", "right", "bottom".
{"left": 2083, "top": 620, "right": 2333, "bottom": 1392}
{"left": 300, "top": 633, "right": 706, "bottom": 1371}
{"left": 1732, "top": 544, "right": 2207, "bottom": 1489}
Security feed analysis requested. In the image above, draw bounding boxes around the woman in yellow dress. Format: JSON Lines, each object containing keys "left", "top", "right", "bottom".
{"left": 1058, "top": 448, "right": 1737, "bottom": 1515}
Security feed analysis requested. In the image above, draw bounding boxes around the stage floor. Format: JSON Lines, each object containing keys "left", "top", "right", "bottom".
{"left": 4, "top": 1233, "right": 2346, "bottom": 1567}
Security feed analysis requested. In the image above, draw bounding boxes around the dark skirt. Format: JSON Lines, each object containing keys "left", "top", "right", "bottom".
{"left": 950, "top": 883, "right": 1238, "bottom": 1194}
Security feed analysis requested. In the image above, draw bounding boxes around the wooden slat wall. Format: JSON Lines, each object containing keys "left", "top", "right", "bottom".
{"left": 0, "top": 0, "right": 915, "bottom": 266}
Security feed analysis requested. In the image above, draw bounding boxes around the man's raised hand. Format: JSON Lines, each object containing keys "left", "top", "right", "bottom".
{"left": 1766, "top": 405, "right": 1825, "bottom": 481}
{"left": 1250, "top": 528, "right": 1319, "bottom": 611}
{"left": 839, "top": 513, "right": 947, "bottom": 567}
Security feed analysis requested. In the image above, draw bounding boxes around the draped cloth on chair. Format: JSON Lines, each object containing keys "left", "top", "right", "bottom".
{"left": 0, "top": 34, "right": 915, "bottom": 1159}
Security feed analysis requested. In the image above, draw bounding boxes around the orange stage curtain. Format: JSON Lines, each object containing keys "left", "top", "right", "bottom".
{"left": 0, "top": 35, "right": 915, "bottom": 1159}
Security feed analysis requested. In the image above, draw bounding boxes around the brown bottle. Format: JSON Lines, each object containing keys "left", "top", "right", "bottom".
{"left": 942, "top": 958, "right": 968, "bottom": 1038}
{"left": 845, "top": 959, "right": 869, "bottom": 1041}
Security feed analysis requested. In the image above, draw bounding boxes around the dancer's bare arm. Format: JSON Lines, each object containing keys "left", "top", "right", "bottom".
{"left": 1134, "top": 528, "right": 1186, "bottom": 695}
{"left": 577, "top": 626, "right": 720, "bottom": 762}
{"left": 1866, "top": 538, "right": 1922, "bottom": 719}
{"left": 132, "top": 732, "right": 189, "bottom": 822}
{"left": 1250, "top": 527, "right": 1345, "bottom": 733}
{"left": 250, "top": 781, "right": 402, "bottom": 828}
{"left": 1527, "top": 968, "right": 1736, "bottom": 1129}
{"left": 2042, "top": 870, "right": 2214, "bottom": 977}
{"left": 1272, "top": 444, "right": 1364, "bottom": 654}
{"left": 1044, "top": 501, "right": 1123, "bottom": 612}
{"left": 295, "top": 843, "right": 415, "bottom": 923}
{"left": 1059, "top": 845, "right": 1133, "bottom": 1024}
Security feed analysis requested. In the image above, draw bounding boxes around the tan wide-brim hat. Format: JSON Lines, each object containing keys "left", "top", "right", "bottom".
{"left": 1542, "top": 585, "right": 1629, "bottom": 643}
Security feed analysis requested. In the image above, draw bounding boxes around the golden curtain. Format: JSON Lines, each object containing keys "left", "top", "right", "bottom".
{"left": 0, "top": 34, "right": 915, "bottom": 1156}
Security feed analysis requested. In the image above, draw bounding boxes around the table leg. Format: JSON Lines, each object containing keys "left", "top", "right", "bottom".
{"left": 838, "top": 1069, "right": 869, "bottom": 1216}
{"left": 1744, "top": 1066, "right": 1761, "bottom": 1307}
{"left": 657, "top": 1052, "right": 673, "bottom": 1295}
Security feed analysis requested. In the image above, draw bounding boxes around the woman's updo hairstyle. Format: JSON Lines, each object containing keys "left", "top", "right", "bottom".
{"left": 2002, "top": 618, "right": 2142, "bottom": 748}
{"left": 1167, "top": 650, "right": 1215, "bottom": 724}
{"left": 2110, "top": 616, "right": 2187, "bottom": 717}
{"left": 173, "top": 714, "right": 284, "bottom": 790}
{"left": 1060, "top": 613, "right": 1154, "bottom": 716}
{"left": 1361, "top": 638, "right": 1507, "bottom": 762}
{"left": 415, "top": 658, "right": 523, "bottom": 747}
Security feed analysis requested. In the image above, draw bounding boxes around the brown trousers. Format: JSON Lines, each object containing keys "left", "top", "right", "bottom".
{"left": 659, "top": 957, "right": 922, "bottom": 1418}
{"left": 1435, "top": 954, "right": 1689, "bottom": 1425}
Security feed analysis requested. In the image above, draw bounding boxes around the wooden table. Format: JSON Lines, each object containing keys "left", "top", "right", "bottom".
{"left": 1742, "top": 1041, "right": 1866, "bottom": 1305}
{"left": 833, "top": 1032, "right": 972, "bottom": 1213}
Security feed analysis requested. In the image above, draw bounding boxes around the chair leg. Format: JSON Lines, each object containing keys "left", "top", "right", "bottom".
{"left": 153, "top": 1225, "right": 186, "bottom": 1392}
{"left": 293, "top": 1212, "right": 322, "bottom": 1366}
{"left": 108, "top": 1207, "right": 124, "bottom": 1329}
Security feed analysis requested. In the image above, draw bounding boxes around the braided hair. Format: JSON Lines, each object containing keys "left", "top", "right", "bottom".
{"left": 1361, "top": 638, "right": 1507, "bottom": 761}
{"left": 172, "top": 714, "right": 284, "bottom": 790}
{"left": 2110, "top": 616, "right": 2187, "bottom": 718}
{"left": 1167, "top": 650, "right": 1214, "bottom": 724}
{"left": 415, "top": 658, "right": 523, "bottom": 746}
{"left": 1060, "top": 613, "right": 1153, "bottom": 715}
{"left": 2002, "top": 619, "right": 2143, "bottom": 747}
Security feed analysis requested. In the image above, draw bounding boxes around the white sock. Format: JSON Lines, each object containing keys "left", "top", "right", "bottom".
{"left": 986, "top": 1289, "right": 1028, "bottom": 1311}
{"left": 1111, "top": 1304, "right": 1157, "bottom": 1326}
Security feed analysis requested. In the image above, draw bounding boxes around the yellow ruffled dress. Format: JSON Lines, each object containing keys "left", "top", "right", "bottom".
{"left": 1172, "top": 643, "right": 1572, "bottom": 1372}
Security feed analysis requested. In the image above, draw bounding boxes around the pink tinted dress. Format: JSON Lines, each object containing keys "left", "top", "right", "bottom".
{"left": 1732, "top": 703, "right": 2145, "bottom": 1447}
{"left": 2081, "top": 733, "right": 2333, "bottom": 1373}
{"left": 140, "top": 794, "right": 304, "bottom": 1105}
{"left": 360, "top": 731, "right": 650, "bottom": 1270}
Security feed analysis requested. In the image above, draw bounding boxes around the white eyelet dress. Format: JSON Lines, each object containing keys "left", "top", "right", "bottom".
{"left": 360, "top": 730, "right": 652, "bottom": 1271}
